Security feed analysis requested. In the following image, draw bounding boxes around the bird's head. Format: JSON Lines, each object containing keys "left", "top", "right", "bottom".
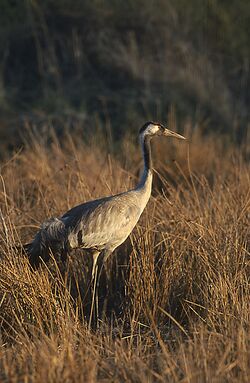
{"left": 139, "top": 121, "right": 186, "bottom": 140}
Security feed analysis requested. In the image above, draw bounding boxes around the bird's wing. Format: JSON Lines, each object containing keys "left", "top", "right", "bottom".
{"left": 62, "top": 192, "right": 141, "bottom": 250}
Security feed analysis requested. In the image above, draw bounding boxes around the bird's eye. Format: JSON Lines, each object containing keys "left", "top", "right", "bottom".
{"left": 159, "top": 125, "right": 164, "bottom": 132}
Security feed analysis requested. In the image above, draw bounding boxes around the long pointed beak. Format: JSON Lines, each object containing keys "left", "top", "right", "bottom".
{"left": 163, "top": 128, "right": 186, "bottom": 140}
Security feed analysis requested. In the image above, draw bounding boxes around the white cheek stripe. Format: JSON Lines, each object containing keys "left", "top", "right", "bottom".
{"left": 148, "top": 124, "right": 159, "bottom": 134}
{"left": 141, "top": 125, "right": 159, "bottom": 140}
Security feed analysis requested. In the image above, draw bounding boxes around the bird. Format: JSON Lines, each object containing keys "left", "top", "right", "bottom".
{"left": 22, "top": 121, "right": 186, "bottom": 326}
{"left": 24, "top": 122, "right": 185, "bottom": 275}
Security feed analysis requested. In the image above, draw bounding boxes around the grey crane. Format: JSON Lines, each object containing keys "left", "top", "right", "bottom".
{"left": 25, "top": 122, "right": 185, "bottom": 275}
{"left": 23, "top": 121, "right": 186, "bottom": 326}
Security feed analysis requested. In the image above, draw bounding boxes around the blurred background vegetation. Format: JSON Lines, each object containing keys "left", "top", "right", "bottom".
{"left": 0, "top": 0, "right": 249, "bottom": 150}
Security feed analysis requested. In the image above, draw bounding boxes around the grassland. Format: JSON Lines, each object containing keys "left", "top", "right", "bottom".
{"left": 0, "top": 125, "right": 249, "bottom": 382}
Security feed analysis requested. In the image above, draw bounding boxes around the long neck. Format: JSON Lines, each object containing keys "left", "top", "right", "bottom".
{"left": 142, "top": 135, "right": 152, "bottom": 171}
{"left": 137, "top": 134, "right": 153, "bottom": 189}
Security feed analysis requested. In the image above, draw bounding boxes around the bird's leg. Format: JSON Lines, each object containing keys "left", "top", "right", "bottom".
{"left": 103, "top": 250, "right": 113, "bottom": 295}
{"left": 91, "top": 251, "right": 99, "bottom": 281}
{"left": 89, "top": 250, "right": 100, "bottom": 330}
{"left": 103, "top": 249, "right": 112, "bottom": 264}
{"left": 95, "top": 249, "right": 113, "bottom": 319}
{"left": 97, "top": 249, "right": 112, "bottom": 279}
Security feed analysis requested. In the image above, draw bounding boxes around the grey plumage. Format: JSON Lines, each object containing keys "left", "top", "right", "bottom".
{"left": 26, "top": 218, "right": 68, "bottom": 267}
{"left": 24, "top": 122, "right": 186, "bottom": 271}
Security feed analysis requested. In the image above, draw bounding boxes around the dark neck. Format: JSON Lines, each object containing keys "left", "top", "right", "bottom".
{"left": 137, "top": 134, "right": 153, "bottom": 190}
{"left": 141, "top": 135, "right": 152, "bottom": 172}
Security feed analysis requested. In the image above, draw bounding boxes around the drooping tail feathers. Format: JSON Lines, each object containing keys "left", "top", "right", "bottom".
{"left": 21, "top": 218, "right": 69, "bottom": 268}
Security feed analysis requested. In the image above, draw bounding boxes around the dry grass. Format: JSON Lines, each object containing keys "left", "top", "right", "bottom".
{"left": 0, "top": 126, "right": 249, "bottom": 382}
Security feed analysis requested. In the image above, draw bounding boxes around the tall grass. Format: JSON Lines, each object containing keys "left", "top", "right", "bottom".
{"left": 0, "top": 126, "right": 249, "bottom": 382}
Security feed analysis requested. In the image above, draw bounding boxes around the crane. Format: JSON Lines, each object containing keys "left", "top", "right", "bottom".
{"left": 23, "top": 121, "right": 186, "bottom": 325}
